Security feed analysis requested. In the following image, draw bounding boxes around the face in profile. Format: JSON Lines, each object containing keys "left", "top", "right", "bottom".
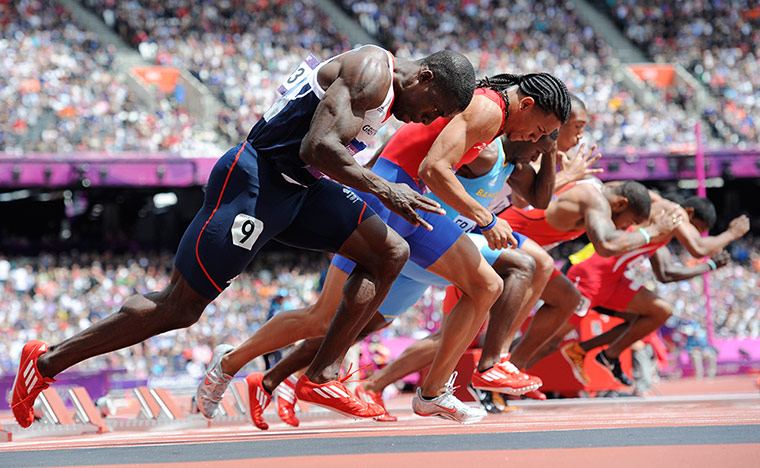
{"left": 505, "top": 134, "right": 556, "bottom": 165}
{"left": 612, "top": 208, "right": 648, "bottom": 230}
{"left": 392, "top": 83, "right": 460, "bottom": 125}
{"left": 557, "top": 108, "right": 587, "bottom": 152}
{"left": 504, "top": 99, "right": 561, "bottom": 143}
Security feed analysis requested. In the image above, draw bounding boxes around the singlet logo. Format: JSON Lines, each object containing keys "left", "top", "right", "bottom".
{"left": 362, "top": 125, "right": 378, "bottom": 136}
{"left": 346, "top": 138, "right": 367, "bottom": 156}
{"left": 342, "top": 187, "right": 360, "bottom": 203}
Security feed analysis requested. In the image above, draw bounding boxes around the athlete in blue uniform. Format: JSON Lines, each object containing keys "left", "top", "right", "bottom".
{"left": 10, "top": 46, "right": 477, "bottom": 428}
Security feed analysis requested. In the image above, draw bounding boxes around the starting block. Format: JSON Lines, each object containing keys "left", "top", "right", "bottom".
{"left": 230, "top": 380, "right": 250, "bottom": 416}
{"left": 68, "top": 387, "right": 110, "bottom": 433}
{"left": 133, "top": 386, "right": 185, "bottom": 420}
{"left": 37, "top": 387, "right": 76, "bottom": 425}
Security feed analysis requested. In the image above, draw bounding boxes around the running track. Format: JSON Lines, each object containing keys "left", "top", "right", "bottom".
{"left": 2, "top": 376, "right": 759, "bottom": 467}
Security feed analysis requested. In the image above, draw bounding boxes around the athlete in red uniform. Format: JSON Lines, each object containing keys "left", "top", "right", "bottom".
{"left": 559, "top": 194, "right": 750, "bottom": 385}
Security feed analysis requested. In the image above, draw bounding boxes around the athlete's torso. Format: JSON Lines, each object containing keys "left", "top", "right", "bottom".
{"left": 569, "top": 237, "right": 669, "bottom": 285}
{"left": 380, "top": 88, "right": 506, "bottom": 188}
{"left": 425, "top": 139, "right": 515, "bottom": 232}
{"left": 246, "top": 46, "right": 395, "bottom": 186}
{"left": 498, "top": 178, "right": 603, "bottom": 249}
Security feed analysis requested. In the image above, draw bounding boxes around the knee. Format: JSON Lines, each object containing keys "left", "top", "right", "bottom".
{"left": 536, "top": 255, "right": 554, "bottom": 282}
{"left": 653, "top": 302, "right": 673, "bottom": 324}
{"left": 482, "top": 270, "right": 504, "bottom": 305}
{"left": 514, "top": 251, "right": 536, "bottom": 277}
{"left": 379, "top": 237, "right": 410, "bottom": 275}
{"left": 163, "top": 304, "right": 205, "bottom": 330}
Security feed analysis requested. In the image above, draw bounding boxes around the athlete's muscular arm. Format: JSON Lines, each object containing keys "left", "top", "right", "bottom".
{"left": 673, "top": 214, "right": 750, "bottom": 258}
{"left": 508, "top": 145, "right": 557, "bottom": 210}
{"left": 418, "top": 95, "right": 517, "bottom": 249}
{"left": 300, "top": 52, "right": 443, "bottom": 229}
{"left": 650, "top": 247, "right": 730, "bottom": 283}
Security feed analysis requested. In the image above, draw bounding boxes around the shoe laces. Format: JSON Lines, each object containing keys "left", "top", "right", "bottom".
{"left": 336, "top": 362, "right": 373, "bottom": 387}
{"left": 443, "top": 371, "right": 460, "bottom": 397}
{"left": 496, "top": 359, "right": 520, "bottom": 374}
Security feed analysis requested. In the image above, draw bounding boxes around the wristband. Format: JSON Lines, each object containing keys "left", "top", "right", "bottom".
{"left": 706, "top": 259, "right": 717, "bottom": 271}
{"left": 638, "top": 227, "right": 651, "bottom": 244}
{"left": 478, "top": 212, "right": 498, "bottom": 232}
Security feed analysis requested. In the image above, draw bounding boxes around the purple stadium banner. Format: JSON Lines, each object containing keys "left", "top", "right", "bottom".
{"left": 2, "top": 148, "right": 760, "bottom": 187}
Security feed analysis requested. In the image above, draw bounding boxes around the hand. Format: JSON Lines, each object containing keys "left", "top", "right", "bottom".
{"left": 711, "top": 250, "right": 731, "bottom": 269}
{"left": 380, "top": 182, "right": 445, "bottom": 230}
{"left": 728, "top": 215, "right": 750, "bottom": 238}
{"left": 651, "top": 207, "right": 683, "bottom": 237}
{"left": 558, "top": 144, "right": 603, "bottom": 183}
{"left": 482, "top": 217, "right": 518, "bottom": 250}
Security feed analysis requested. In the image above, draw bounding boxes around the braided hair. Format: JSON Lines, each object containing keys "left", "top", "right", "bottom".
{"left": 477, "top": 73, "right": 571, "bottom": 124}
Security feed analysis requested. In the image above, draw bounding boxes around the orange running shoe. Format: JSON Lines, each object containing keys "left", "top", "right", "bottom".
{"left": 560, "top": 341, "right": 590, "bottom": 385}
{"left": 11, "top": 340, "right": 55, "bottom": 428}
{"left": 471, "top": 357, "right": 541, "bottom": 395}
{"left": 295, "top": 371, "right": 383, "bottom": 419}
{"left": 275, "top": 375, "right": 299, "bottom": 427}
{"left": 245, "top": 373, "right": 272, "bottom": 430}
{"left": 356, "top": 384, "right": 397, "bottom": 422}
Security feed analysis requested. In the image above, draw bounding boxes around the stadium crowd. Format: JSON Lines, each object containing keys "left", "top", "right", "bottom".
{"left": 596, "top": 0, "right": 760, "bottom": 144}
{"left": 0, "top": 0, "right": 219, "bottom": 154}
{"left": 0, "top": 250, "right": 444, "bottom": 379}
{"left": 4, "top": 0, "right": 757, "bottom": 155}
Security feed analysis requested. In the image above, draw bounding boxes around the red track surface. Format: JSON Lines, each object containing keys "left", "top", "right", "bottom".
{"left": 2, "top": 375, "right": 759, "bottom": 467}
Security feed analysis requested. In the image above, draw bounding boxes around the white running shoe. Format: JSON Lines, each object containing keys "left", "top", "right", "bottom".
{"left": 412, "top": 372, "right": 487, "bottom": 424}
{"left": 196, "top": 344, "right": 234, "bottom": 419}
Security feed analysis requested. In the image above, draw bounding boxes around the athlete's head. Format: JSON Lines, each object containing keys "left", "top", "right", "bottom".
{"left": 502, "top": 129, "right": 558, "bottom": 165}
{"left": 557, "top": 94, "right": 587, "bottom": 152}
{"left": 393, "top": 50, "right": 476, "bottom": 125}
{"left": 682, "top": 196, "right": 717, "bottom": 234}
{"left": 479, "top": 72, "right": 571, "bottom": 143}
{"left": 606, "top": 180, "right": 652, "bottom": 229}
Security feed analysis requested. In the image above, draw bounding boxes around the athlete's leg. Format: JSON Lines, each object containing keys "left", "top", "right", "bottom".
{"left": 302, "top": 215, "right": 409, "bottom": 384}
{"left": 578, "top": 312, "right": 637, "bottom": 353}
{"left": 362, "top": 329, "right": 442, "bottom": 394}
{"left": 38, "top": 268, "right": 209, "bottom": 377}
{"left": 477, "top": 248, "right": 535, "bottom": 371}
{"left": 221, "top": 264, "right": 348, "bottom": 376}
{"left": 500, "top": 238, "right": 555, "bottom": 353}
{"left": 525, "top": 321, "right": 576, "bottom": 369}
{"left": 421, "top": 234, "right": 502, "bottom": 397}
{"left": 510, "top": 273, "right": 580, "bottom": 369}
{"left": 603, "top": 288, "right": 672, "bottom": 359}
{"left": 262, "top": 313, "right": 390, "bottom": 393}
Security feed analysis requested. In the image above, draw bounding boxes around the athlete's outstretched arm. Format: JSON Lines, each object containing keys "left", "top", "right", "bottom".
{"left": 300, "top": 52, "right": 443, "bottom": 229}
{"left": 649, "top": 248, "right": 730, "bottom": 283}
{"left": 507, "top": 145, "right": 557, "bottom": 209}
{"left": 673, "top": 213, "right": 749, "bottom": 258}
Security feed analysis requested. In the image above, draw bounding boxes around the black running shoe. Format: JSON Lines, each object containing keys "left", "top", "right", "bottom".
{"left": 596, "top": 351, "right": 633, "bottom": 386}
{"left": 468, "top": 383, "right": 502, "bottom": 414}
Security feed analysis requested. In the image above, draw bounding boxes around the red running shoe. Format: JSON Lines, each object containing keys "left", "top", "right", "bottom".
{"left": 275, "top": 375, "right": 299, "bottom": 427}
{"left": 11, "top": 340, "right": 55, "bottom": 428}
{"left": 245, "top": 373, "right": 271, "bottom": 430}
{"left": 295, "top": 371, "right": 383, "bottom": 419}
{"left": 356, "top": 384, "right": 397, "bottom": 422}
{"left": 471, "top": 357, "right": 541, "bottom": 395}
{"left": 523, "top": 389, "right": 547, "bottom": 400}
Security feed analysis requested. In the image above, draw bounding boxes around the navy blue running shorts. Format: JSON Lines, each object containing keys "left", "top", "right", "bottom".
{"left": 175, "top": 142, "right": 375, "bottom": 300}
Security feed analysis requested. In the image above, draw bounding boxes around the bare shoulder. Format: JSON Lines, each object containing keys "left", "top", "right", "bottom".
{"left": 333, "top": 46, "right": 392, "bottom": 109}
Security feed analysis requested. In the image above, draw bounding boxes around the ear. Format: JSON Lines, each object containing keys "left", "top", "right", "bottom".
{"left": 418, "top": 67, "right": 434, "bottom": 84}
{"left": 519, "top": 96, "right": 535, "bottom": 111}
{"left": 684, "top": 206, "right": 695, "bottom": 220}
{"left": 613, "top": 196, "right": 629, "bottom": 212}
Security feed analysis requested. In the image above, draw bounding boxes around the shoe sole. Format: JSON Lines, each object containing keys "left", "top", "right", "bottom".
{"left": 298, "top": 397, "right": 383, "bottom": 419}
{"left": 413, "top": 408, "right": 485, "bottom": 424}
{"left": 471, "top": 383, "right": 540, "bottom": 395}
{"left": 560, "top": 347, "right": 590, "bottom": 385}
